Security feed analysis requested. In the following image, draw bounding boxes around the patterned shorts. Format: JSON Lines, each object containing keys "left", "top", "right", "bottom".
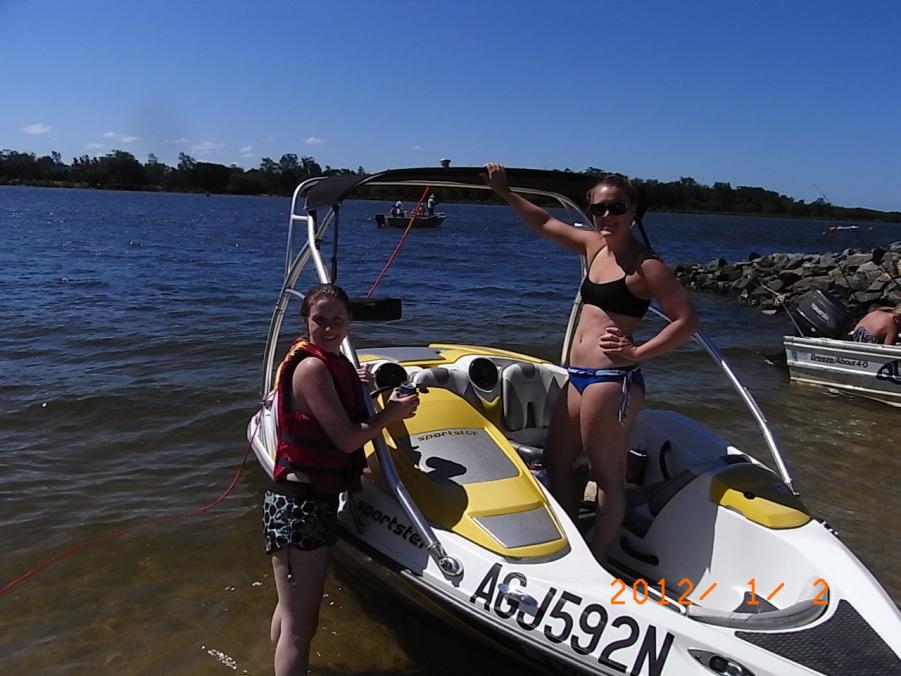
{"left": 262, "top": 485, "right": 339, "bottom": 554}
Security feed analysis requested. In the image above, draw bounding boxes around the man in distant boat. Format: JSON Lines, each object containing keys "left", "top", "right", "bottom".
{"left": 389, "top": 200, "right": 404, "bottom": 217}
{"left": 427, "top": 193, "right": 438, "bottom": 216}
{"left": 851, "top": 304, "right": 901, "bottom": 345}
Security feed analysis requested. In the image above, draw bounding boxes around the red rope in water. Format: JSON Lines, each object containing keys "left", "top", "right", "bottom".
{"left": 0, "top": 416, "right": 259, "bottom": 596}
{"left": 365, "top": 185, "right": 431, "bottom": 298}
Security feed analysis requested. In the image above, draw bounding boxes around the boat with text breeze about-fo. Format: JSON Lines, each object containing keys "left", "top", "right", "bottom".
{"left": 784, "top": 336, "right": 901, "bottom": 406}
{"left": 248, "top": 167, "right": 901, "bottom": 676}
{"left": 783, "top": 289, "right": 901, "bottom": 407}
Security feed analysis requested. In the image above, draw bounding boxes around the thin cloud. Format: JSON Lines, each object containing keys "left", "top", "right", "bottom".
{"left": 191, "top": 141, "right": 225, "bottom": 154}
{"left": 86, "top": 142, "right": 105, "bottom": 150}
{"left": 102, "top": 131, "right": 140, "bottom": 143}
{"left": 164, "top": 137, "right": 190, "bottom": 145}
{"left": 412, "top": 145, "right": 423, "bottom": 151}
{"left": 305, "top": 137, "right": 326, "bottom": 145}
{"left": 22, "top": 123, "right": 52, "bottom": 135}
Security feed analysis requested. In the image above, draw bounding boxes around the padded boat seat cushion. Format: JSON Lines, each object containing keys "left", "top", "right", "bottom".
{"left": 413, "top": 367, "right": 486, "bottom": 415}
{"left": 501, "top": 363, "right": 567, "bottom": 446}
{"left": 624, "top": 454, "right": 751, "bottom": 537}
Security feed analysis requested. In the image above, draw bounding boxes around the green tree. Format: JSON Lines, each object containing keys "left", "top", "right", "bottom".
{"left": 144, "top": 153, "right": 168, "bottom": 186}
{"left": 193, "top": 161, "right": 232, "bottom": 193}
{"left": 98, "top": 150, "right": 146, "bottom": 188}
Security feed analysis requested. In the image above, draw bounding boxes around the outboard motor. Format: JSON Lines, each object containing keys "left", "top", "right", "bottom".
{"left": 789, "top": 289, "right": 852, "bottom": 338}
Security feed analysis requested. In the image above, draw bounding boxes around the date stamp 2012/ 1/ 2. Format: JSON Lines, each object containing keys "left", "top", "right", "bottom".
{"left": 610, "top": 577, "right": 829, "bottom": 606}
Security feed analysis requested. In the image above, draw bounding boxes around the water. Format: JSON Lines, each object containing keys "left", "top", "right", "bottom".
{"left": 1, "top": 186, "right": 899, "bottom": 675}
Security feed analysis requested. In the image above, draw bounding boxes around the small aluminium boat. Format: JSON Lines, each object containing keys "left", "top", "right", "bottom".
{"left": 376, "top": 211, "right": 446, "bottom": 228}
{"left": 249, "top": 167, "right": 901, "bottom": 675}
{"left": 784, "top": 336, "right": 901, "bottom": 407}
{"left": 783, "top": 289, "right": 901, "bottom": 406}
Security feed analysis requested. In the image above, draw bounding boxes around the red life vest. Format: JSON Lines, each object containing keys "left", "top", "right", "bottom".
{"left": 274, "top": 338, "right": 367, "bottom": 494}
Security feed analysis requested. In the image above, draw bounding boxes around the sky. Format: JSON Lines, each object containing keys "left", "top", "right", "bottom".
{"left": 2, "top": 0, "right": 899, "bottom": 211}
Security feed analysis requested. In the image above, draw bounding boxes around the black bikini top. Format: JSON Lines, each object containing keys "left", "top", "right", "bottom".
{"left": 580, "top": 248, "right": 651, "bottom": 318}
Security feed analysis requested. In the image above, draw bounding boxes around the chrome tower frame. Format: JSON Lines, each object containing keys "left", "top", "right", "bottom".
{"left": 258, "top": 173, "right": 798, "bottom": 572}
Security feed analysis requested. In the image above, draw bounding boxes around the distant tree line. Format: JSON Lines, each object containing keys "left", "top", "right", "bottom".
{"left": 1, "top": 148, "right": 898, "bottom": 222}
{"left": 580, "top": 167, "right": 899, "bottom": 223}
{"left": 0, "top": 148, "right": 361, "bottom": 196}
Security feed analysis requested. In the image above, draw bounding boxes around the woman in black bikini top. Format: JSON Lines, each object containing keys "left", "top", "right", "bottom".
{"left": 580, "top": 246, "right": 653, "bottom": 318}
{"left": 484, "top": 162, "right": 698, "bottom": 564}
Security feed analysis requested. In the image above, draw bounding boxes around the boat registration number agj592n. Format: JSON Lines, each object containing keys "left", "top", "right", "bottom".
{"left": 469, "top": 563, "right": 675, "bottom": 676}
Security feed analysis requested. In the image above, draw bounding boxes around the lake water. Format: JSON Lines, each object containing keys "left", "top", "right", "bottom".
{"left": 1, "top": 185, "right": 899, "bottom": 675}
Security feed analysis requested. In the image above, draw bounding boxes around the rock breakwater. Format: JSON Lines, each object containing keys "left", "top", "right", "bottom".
{"left": 673, "top": 241, "right": 901, "bottom": 317}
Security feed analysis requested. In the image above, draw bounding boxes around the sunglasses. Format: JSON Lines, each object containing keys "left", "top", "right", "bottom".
{"left": 587, "top": 201, "right": 631, "bottom": 217}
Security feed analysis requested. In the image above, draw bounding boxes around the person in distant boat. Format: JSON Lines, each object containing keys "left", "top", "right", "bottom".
{"left": 264, "top": 283, "right": 419, "bottom": 676}
{"left": 389, "top": 200, "right": 404, "bottom": 217}
{"left": 483, "top": 163, "right": 698, "bottom": 564}
{"left": 427, "top": 193, "right": 438, "bottom": 216}
{"left": 851, "top": 304, "right": 901, "bottom": 345}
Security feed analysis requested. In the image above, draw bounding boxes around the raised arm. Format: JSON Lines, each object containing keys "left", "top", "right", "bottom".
{"left": 293, "top": 358, "right": 417, "bottom": 453}
{"left": 483, "top": 162, "right": 592, "bottom": 254}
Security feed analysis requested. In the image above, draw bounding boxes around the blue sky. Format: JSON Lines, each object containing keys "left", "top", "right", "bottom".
{"left": 3, "top": 0, "right": 899, "bottom": 211}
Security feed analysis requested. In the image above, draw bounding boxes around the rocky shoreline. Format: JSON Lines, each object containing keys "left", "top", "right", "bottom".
{"left": 672, "top": 241, "right": 901, "bottom": 318}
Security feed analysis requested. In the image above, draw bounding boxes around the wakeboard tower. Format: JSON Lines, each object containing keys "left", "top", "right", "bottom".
{"left": 248, "top": 168, "right": 901, "bottom": 675}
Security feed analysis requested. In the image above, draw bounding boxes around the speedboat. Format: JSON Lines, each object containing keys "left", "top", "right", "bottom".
{"left": 376, "top": 211, "right": 446, "bottom": 228}
{"left": 782, "top": 289, "right": 901, "bottom": 406}
{"left": 248, "top": 168, "right": 901, "bottom": 675}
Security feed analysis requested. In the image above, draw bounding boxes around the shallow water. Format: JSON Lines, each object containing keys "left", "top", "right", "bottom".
{"left": 1, "top": 186, "right": 898, "bottom": 674}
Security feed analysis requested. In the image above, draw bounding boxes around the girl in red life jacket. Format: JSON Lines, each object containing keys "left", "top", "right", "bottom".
{"left": 264, "top": 283, "right": 418, "bottom": 676}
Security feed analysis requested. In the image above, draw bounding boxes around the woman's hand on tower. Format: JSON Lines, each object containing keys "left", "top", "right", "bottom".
{"left": 482, "top": 162, "right": 510, "bottom": 194}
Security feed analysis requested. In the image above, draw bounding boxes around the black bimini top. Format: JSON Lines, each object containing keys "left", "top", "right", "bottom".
{"left": 300, "top": 167, "right": 602, "bottom": 211}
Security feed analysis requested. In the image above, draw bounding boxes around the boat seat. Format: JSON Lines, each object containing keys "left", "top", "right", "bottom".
{"left": 623, "top": 454, "right": 750, "bottom": 537}
{"left": 500, "top": 362, "right": 567, "bottom": 452}
{"left": 412, "top": 366, "right": 489, "bottom": 416}
{"left": 412, "top": 361, "right": 567, "bottom": 466}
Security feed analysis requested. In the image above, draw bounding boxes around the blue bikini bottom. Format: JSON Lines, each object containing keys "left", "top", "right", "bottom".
{"left": 566, "top": 366, "right": 645, "bottom": 422}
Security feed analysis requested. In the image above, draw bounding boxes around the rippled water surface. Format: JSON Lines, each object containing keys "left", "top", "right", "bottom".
{"left": 1, "top": 186, "right": 899, "bottom": 674}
